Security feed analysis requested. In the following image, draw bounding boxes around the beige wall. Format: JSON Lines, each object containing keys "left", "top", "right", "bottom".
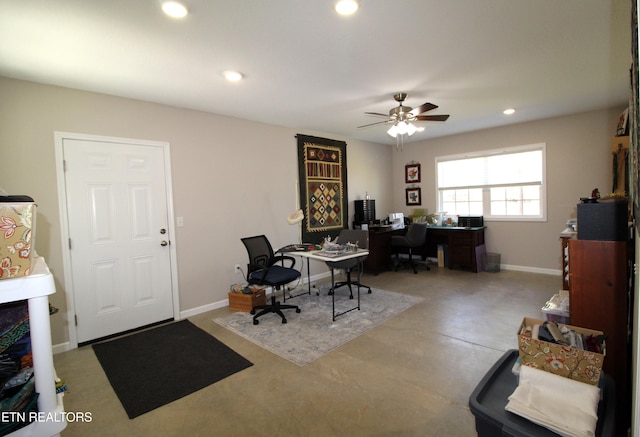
{"left": 0, "top": 76, "right": 626, "bottom": 347}
{"left": 392, "top": 106, "right": 625, "bottom": 272}
{"left": 0, "top": 77, "right": 392, "bottom": 346}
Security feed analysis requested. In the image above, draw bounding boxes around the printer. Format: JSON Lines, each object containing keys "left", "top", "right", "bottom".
{"left": 389, "top": 212, "right": 405, "bottom": 230}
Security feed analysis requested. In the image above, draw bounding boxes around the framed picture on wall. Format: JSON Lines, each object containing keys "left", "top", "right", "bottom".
{"left": 405, "top": 163, "right": 421, "bottom": 183}
{"left": 406, "top": 187, "right": 421, "bottom": 205}
{"left": 617, "top": 108, "right": 629, "bottom": 136}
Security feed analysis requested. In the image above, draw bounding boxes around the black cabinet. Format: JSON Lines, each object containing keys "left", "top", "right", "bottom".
{"left": 354, "top": 200, "right": 375, "bottom": 227}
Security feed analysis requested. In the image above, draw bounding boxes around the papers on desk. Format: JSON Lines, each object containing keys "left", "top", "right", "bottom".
{"left": 278, "top": 244, "right": 322, "bottom": 252}
{"left": 279, "top": 246, "right": 369, "bottom": 261}
{"left": 312, "top": 249, "right": 368, "bottom": 259}
{"left": 317, "top": 250, "right": 348, "bottom": 257}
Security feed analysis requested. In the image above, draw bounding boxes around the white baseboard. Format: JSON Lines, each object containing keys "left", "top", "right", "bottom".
{"left": 53, "top": 342, "right": 72, "bottom": 354}
{"left": 180, "top": 300, "right": 229, "bottom": 319}
{"left": 428, "top": 257, "right": 561, "bottom": 276}
{"left": 500, "top": 264, "right": 561, "bottom": 276}
{"left": 180, "top": 271, "right": 331, "bottom": 319}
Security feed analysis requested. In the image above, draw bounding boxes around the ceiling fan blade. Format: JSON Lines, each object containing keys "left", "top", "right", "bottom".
{"left": 409, "top": 102, "right": 438, "bottom": 117}
{"left": 357, "top": 120, "right": 391, "bottom": 128}
{"left": 364, "top": 112, "right": 389, "bottom": 118}
{"left": 415, "top": 114, "right": 450, "bottom": 122}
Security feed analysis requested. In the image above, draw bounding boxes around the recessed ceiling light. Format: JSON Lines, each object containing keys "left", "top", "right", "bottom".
{"left": 335, "top": 0, "right": 359, "bottom": 16}
{"left": 162, "top": 1, "right": 188, "bottom": 18}
{"left": 223, "top": 70, "right": 244, "bottom": 82}
{"left": 503, "top": 108, "right": 516, "bottom": 115}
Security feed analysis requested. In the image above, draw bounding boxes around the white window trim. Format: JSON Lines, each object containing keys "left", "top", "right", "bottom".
{"left": 435, "top": 143, "right": 547, "bottom": 222}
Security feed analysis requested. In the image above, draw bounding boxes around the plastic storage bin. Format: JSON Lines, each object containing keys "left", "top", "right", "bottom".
{"left": 541, "top": 293, "right": 570, "bottom": 324}
{"left": 485, "top": 252, "right": 500, "bottom": 272}
{"left": 469, "top": 350, "right": 615, "bottom": 437}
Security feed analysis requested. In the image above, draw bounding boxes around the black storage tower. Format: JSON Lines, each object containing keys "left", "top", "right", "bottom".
{"left": 354, "top": 199, "right": 375, "bottom": 228}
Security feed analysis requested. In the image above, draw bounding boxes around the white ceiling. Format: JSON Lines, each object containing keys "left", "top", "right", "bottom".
{"left": 0, "top": 0, "right": 631, "bottom": 145}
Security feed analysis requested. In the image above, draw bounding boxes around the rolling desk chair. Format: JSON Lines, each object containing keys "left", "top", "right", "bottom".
{"left": 391, "top": 223, "right": 429, "bottom": 274}
{"left": 241, "top": 235, "right": 302, "bottom": 325}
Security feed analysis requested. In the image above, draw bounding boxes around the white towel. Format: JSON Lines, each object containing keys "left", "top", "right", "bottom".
{"left": 505, "top": 365, "right": 600, "bottom": 437}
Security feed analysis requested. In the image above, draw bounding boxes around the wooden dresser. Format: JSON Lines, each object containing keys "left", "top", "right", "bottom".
{"left": 568, "top": 239, "right": 631, "bottom": 435}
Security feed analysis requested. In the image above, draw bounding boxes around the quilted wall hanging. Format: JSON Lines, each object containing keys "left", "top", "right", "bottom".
{"left": 296, "top": 134, "right": 348, "bottom": 244}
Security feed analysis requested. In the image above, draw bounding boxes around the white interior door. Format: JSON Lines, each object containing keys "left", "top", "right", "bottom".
{"left": 61, "top": 137, "right": 175, "bottom": 343}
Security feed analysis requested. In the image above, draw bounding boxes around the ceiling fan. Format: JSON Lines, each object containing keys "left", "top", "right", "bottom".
{"left": 358, "top": 92, "right": 450, "bottom": 139}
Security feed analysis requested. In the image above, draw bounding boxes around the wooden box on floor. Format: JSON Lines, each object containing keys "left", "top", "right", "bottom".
{"left": 228, "top": 287, "right": 266, "bottom": 312}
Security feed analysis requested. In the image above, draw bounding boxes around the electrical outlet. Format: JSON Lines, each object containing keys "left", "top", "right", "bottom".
{"left": 234, "top": 264, "right": 241, "bottom": 274}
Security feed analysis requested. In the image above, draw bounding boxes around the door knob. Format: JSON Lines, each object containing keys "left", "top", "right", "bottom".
{"left": 161, "top": 240, "right": 168, "bottom": 246}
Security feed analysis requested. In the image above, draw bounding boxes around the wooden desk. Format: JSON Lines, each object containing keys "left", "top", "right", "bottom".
{"left": 363, "top": 226, "right": 404, "bottom": 275}
{"left": 360, "top": 225, "right": 486, "bottom": 274}
{"left": 423, "top": 226, "right": 485, "bottom": 272}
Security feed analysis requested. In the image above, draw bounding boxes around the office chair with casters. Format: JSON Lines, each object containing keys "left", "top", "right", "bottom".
{"left": 241, "top": 235, "right": 302, "bottom": 325}
{"left": 391, "top": 223, "right": 429, "bottom": 274}
{"left": 325, "top": 229, "right": 372, "bottom": 299}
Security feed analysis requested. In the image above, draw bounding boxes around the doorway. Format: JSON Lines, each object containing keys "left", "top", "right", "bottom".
{"left": 55, "top": 132, "right": 180, "bottom": 347}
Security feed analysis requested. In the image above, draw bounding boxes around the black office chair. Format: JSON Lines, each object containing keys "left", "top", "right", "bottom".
{"left": 391, "top": 223, "right": 429, "bottom": 274}
{"left": 241, "top": 235, "right": 302, "bottom": 325}
{"left": 325, "top": 229, "right": 371, "bottom": 298}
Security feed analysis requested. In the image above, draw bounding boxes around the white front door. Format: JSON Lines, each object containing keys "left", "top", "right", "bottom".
{"left": 60, "top": 136, "right": 176, "bottom": 344}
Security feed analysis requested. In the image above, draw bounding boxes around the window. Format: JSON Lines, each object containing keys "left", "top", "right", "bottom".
{"left": 436, "top": 144, "right": 546, "bottom": 221}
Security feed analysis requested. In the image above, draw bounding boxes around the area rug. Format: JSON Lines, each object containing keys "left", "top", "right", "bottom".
{"left": 92, "top": 320, "right": 253, "bottom": 419}
{"left": 214, "top": 288, "right": 423, "bottom": 366}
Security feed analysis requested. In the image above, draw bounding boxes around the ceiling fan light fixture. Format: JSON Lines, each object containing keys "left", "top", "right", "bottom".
{"left": 387, "top": 124, "right": 398, "bottom": 138}
{"left": 223, "top": 70, "right": 244, "bottom": 82}
{"left": 406, "top": 122, "right": 417, "bottom": 136}
{"left": 334, "top": 0, "right": 359, "bottom": 16}
{"left": 161, "top": 1, "right": 188, "bottom": 18}
{"left": 396, "top": 121, "right": 409, "bottom": 135}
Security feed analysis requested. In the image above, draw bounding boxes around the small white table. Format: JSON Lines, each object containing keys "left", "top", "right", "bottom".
{"left": 0, "top": 257, "right": 66, "bottom": 437}
{"left": 278, "top": 246, "right": 369, "bottom": 320}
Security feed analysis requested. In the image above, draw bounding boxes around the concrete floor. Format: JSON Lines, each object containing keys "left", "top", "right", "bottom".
{"left": 54, "top": 265, "right": 558, "bottom": 436}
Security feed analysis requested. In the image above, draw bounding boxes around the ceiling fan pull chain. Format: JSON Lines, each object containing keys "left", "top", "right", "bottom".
{"left": 396, "top": 133, "right": 404, "bottom": 151}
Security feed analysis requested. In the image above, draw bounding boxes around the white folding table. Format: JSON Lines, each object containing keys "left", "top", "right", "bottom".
{"left": 278, "top": 246, "right": 369, "bottom": 321}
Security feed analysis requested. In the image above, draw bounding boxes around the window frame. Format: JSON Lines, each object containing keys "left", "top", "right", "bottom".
{"left": 435, "top": 143, "right": 547, "bottom": 222}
